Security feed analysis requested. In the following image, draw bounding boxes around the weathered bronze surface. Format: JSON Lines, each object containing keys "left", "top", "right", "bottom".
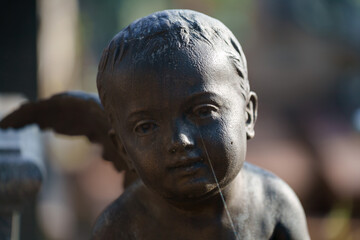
{"left": 0, "top": 9, "right": 310, "bottom": 240}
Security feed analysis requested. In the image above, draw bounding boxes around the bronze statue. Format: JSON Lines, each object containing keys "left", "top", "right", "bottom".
{"left": 0, "top": 9, "right": 310, "bottom": 240}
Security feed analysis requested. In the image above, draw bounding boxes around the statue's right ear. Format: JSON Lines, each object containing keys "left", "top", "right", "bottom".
{"left": 245, "top": 91, "right": 258, "bottom": 140}
{"left": 108, "top": 129, "right": 135, "bottom": 172}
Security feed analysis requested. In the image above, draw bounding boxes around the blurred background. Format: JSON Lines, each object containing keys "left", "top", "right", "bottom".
{"left": 1, "top": 0, "right": 360, "bottom": 239}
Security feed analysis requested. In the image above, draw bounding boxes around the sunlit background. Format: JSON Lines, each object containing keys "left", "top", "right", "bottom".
{"left": 1, "top": 0, "right": 360, "bottom": 239}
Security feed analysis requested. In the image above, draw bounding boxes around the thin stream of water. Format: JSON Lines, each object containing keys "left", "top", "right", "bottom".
{"left": 196, "top": 124, "right": 240, "bottom": 240}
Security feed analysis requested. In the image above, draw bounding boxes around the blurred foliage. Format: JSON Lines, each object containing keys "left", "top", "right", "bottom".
{"left": 78, "top": 0, "right": 123, "bottom": 58}
{"left": 118, "top": 0, "right": 171, "bottom": 29}
{"left": 324, "top": 201, "right": 354, "bottom": 240}
{"left": 261, "top": 0, "right": 360, "bottom": 51}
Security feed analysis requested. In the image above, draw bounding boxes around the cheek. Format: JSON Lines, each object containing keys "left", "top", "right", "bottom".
{"left": 227, "top": 115, "right": 247, "bottom": 163}
{"left": 126, "top": 136, "right": 165, "bottom": 180}
{"left": 198, "top": 117, "right": 246, "bottom": 179}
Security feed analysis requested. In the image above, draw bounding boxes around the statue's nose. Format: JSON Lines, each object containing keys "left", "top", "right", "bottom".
{"left": 168, "top": 122, "right": 195, "bottom": 154}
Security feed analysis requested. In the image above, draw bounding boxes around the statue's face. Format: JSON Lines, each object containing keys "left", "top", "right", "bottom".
{"left": 109, "top": 44, "right": 252, "bottom": 202}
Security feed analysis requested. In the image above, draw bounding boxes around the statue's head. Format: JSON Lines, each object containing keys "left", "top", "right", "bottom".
{"left": 97, "top": 9, "right": 257, "bottom": 202}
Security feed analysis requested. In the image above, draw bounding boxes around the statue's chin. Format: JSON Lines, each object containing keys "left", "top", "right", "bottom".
{"left": 161, "top": 183, "right": 221, "bottom": 205}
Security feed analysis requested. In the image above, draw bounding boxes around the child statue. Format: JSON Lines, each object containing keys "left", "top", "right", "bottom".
{"left": 92, "top": 9, "right": 310, "bottom": 240}
{"left": 1, "top": 9, "right": 310, "bottom": 240}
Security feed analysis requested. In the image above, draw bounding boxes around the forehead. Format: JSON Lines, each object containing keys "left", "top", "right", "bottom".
{"left": 107, "top": 44, "right": 242, "bottom": 117}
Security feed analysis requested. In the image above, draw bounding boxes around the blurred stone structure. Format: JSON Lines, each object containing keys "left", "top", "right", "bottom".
{"left": 0, "top": 96, "right": 44, "bottom": 240}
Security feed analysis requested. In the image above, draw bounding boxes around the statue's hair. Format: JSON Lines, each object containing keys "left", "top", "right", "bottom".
{"left": 97, "top": 9, "right": 250, "bottom": 121}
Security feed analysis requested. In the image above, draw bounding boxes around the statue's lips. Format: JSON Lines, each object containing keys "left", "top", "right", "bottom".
{"left": 168, "top": 157, "right": 206, "bottom": 173}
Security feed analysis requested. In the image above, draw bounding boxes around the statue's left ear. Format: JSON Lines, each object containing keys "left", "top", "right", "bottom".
{"left": 245, "top": 91, "right": 258, "bottom": 140}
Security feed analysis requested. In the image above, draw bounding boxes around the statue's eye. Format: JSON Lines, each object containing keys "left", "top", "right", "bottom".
{"left": 134, "top": 121, "right": 158, "bottom": 136}
{"left": 193, "top": 104, "right": 219, "bottom": 119}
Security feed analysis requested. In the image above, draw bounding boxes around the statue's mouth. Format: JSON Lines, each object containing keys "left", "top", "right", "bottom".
{"left": 168, "top": 157, "right": 205, "bottom": 173}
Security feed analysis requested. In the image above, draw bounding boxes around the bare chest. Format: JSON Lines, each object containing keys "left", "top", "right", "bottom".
{"left": 126, "top": 212, "right": 274, "bottom": 240}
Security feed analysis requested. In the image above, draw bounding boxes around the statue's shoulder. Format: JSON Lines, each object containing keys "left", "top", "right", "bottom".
{"left": 242, "top": 162, "right": 310, "bottom": 239}
{"left": 242, "top": 162, "right": 284, "bottom": 199}
{"left": 243, "top": 161, "right": 285, "bottom": 191}
{"left": 243, "top": 162, "right": 302, "bottom": 210}
{"left": 91, "top": 180, "right": 145, "bottom": 240}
